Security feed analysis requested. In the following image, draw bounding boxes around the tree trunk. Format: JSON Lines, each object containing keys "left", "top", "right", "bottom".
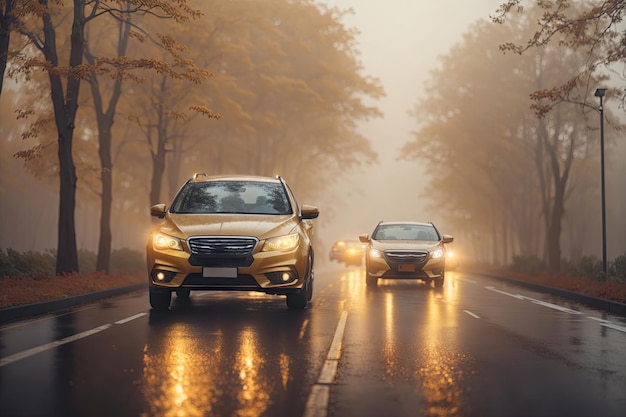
{"left": 96, "top": 128, "right": 113, "bottom": 273}
{"left": 41, "top": 0, "right": 85, "bottom": 274}
{"left": 0, "top": 0, "right": 14, "bottom": 96}
{"left": 85, "top": 10, "right": 129, "bottom": 274}
{"left": 149, "top": 126, "right": 167, "bottom": 206}
{"left": 546, "top": 192, "right": 564, "bottom": 273}
{"left": 56, "top": 123, "right": 79, "bottom": 274}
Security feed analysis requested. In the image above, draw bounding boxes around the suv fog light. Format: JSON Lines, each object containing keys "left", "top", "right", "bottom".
{"left": 266, "top": 268, "right": 298, "bottom": 284}
{"left": 151, "top": 269, "right": 176, "bottom": 283}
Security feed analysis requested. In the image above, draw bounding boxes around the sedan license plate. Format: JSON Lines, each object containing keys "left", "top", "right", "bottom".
{"left": 398, "top": 264, "right": 415, "bottom": 272}
{"left": 202, "top": 267, "right": 237, "bottom": 278}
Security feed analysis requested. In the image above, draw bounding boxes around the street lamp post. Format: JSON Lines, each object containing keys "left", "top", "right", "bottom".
{"left": 594, "top": 88, "right": 607, "bottom": 275}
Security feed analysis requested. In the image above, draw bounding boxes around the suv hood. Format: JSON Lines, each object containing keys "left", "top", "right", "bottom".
{"left": 158, "top": 213, "right": 298, "bottom": 240}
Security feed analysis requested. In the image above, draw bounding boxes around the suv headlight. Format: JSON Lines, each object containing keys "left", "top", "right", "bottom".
{"left": 153, "top": 232, "right": 184, "bottom": 251}
{"left": 262, "top": 233, "right": 300, "bottom": 252}
{"left": 430, "top": 249, "right": 443, "bottom": 259}
{"left": 369, "top": 249, "right": 383, "bottom": 258}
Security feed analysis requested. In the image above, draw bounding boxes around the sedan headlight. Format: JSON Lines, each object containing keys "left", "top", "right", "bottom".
{"left": 430, "top": 249, "right": 444, "bottom": 259}
{"left": 262, "top": 233, "right": 300, "bottom": 252}
{"left": 369, "top": 248, "right": 383, "bottom": 258}
{"left": 153, "top": 232, "right": 184, "bottom": 251}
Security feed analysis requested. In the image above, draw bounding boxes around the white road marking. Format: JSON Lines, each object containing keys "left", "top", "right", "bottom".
{"left": 0, "top": 324, "right": 112, "bottom": 367}
{"left": 524, "top": 297, "right": 581, "bottom": 314}
{"left": 587, "top": 316, "right": 626, "bottom": 334}
{"left": 464, "top": 310, "right": 480, "bottom": 319}
{"left": 485, "top": 286, "right": 525, "bottom": 300}
{"left": 303, "top": 310, "right": 348, "bottom": 417}
{"left": 114, "top": 312, "right": 147, "bottom": 324}
{"left": 485, "top": 286, "right": 581, "bottom": 314}
{"left": 0, "top": 312, "right": 149, "bottom": 368}
{"left": 303, "top": 385, "right": 330, "bottom": 417}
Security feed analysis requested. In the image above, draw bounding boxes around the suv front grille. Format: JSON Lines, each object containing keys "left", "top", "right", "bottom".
{"left": 187, "top": 237, "right": 258, "bottom": 256}
{"left": 384, "top": 250, "right": 428, "bottom": 265}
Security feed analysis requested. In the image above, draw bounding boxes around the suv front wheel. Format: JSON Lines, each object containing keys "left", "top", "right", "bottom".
{"left": 287, "top": 252, "right": 313, "bottom": 309}
{"left": 150, "top": 288, "right": 172, "bottom": 310}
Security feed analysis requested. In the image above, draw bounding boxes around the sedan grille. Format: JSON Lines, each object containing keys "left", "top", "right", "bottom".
{"left": 187, "top": 237, "right": 258, "bottom": 256}
{"left": 384, "top": 250, "right": 428, "bottom": 265}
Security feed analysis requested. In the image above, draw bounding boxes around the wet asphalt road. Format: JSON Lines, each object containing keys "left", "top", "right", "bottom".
{"left": 1, "top": 266, "right": 625, "bottom": 417}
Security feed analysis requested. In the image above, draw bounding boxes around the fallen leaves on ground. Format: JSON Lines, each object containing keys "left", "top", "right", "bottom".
{"left": 504, "top": 272, "right": 626, "bottom": 304}
{"left": 0, "top": 269, "right": 624, "bottom": 310}
{"left": 0, "top": 271, "right": 145, "bottom": 309}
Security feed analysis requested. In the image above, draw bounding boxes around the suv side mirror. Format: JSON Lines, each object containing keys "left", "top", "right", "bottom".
{"left": 150, "top": 204, "right": 167, "bottom": 219}
{"left": 442, "top": 234, "right": 454, "bottom": 244}
{"left": 359, "top": 234, "right": 370, "bottom": 243}
{"left": 301, "top": 205, "right": 319, "bottom": 220}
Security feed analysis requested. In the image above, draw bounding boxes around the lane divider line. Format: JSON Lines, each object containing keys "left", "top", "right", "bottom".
{"left": 0, "top": 324, "right": 112, "bottom": 367}
{"left": 464, "top": 310, "right": 480, "bottom": 319}
{"left": 115, "top": 312, "right": 147, "bottom": 325}
{"left": 303, "top": 310, "right": 348, "bottom": 417}
{"left": 0, "top": 312, "right": 148, "bottom": 368}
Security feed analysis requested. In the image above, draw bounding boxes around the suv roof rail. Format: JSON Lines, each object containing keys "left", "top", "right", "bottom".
{"left": 192, "top": 172, "right": 208, "bottom": 180}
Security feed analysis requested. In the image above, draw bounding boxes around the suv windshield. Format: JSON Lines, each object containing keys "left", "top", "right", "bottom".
{"left": 170, "top": 181, "right": 292, "bottom": 215}
{"left": 372, "top": 224, "right": 440, "bottom": 241}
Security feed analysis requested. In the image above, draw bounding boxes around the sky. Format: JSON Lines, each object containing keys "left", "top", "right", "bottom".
{"left": 317, "top": 0, "right": 506, "bottom": 245}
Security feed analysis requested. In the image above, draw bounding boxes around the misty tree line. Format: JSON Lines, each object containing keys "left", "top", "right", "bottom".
{"left": 402, "top": 2, "right": 626, "bottom": 274}
{"left": 1, "top": 0, "right": 625, "bottom": 278}
{"left": 0, "top": 0, "right": 383, "bottom": 275}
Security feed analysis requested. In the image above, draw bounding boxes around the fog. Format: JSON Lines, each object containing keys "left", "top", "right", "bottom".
{"left": 316, "top": 0, "right": 625, "bottom": 262}
{"left": 316, "top": 0, "right": 507, "bottom": 245}
{"left": 1, "top": 0, "right": 624, "bottom": 268}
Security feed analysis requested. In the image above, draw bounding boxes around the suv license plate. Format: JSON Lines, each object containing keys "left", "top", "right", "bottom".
{"left": 398, "top": 264, "right": 415, "bottom": 272}
{"left": 203, "top": 267, "right": 237, "bottom": 278}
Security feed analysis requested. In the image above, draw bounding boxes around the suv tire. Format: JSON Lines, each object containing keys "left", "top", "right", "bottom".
{"left": 150, "top": 289, "right": 172, "bottom": 310}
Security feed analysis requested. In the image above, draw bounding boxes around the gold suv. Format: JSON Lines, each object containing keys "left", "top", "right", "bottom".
{"left": 146, "top": 174, "right": 319, "bottom": 310}
{"left": 359, "top": 221, "right": 454, "bottom": 288}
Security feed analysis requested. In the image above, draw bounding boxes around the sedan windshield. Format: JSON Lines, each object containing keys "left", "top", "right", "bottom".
{"left": 372, "top": 224, "right": 439, "bottom": 241}
{"left": 170, "top": 181, "right": 292, "bottom": 215}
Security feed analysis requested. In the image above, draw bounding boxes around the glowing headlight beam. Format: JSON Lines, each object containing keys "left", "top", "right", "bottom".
{"left": 262, "top": 233, "right": 300, "bottom": 252}
{"left": 153, "top": 233, "right": 184, "bottom": 251}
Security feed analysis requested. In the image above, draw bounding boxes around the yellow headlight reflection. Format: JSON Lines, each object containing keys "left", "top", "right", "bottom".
{"left": 262, "top": 233, "right": 300, "bottom": 252}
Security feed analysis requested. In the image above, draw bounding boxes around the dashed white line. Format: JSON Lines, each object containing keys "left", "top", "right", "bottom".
{"left": 114, "top": 312, "right": 147, "bottom": 324}
{"left": 464, "top": 310, "right": 480, "bottom": 319}
{"left": 0, "top": 312, "right": 148, "bottom": 368}
{"left": 303, "top": 310, "right": 348, "bottom": 417}
{"left": 0, "top": 324, "right": 112, "bottom": 367}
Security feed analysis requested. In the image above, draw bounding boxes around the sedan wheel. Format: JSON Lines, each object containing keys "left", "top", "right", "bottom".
{"left": 434, "top": 275, "right": 445, "bottom": 288}
{"left": 365, "top": 273, "right": 378, "bottom": 287}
